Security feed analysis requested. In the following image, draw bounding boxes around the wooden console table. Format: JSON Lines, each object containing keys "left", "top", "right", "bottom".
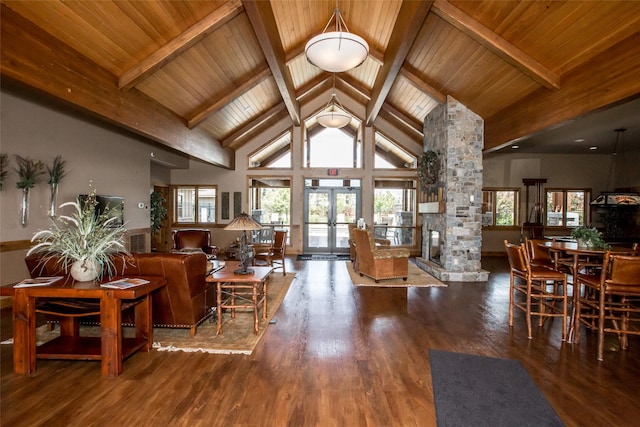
{"left": 1, "top": 276, "right": 166, "bottom": 377}
{"left": 206, "top": 261, "right": 272, "bottom": 335}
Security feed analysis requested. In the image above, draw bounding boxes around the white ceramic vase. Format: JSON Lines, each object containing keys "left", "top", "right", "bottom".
{"left": 70, "top": 258, "right": 100, "bottom": 282}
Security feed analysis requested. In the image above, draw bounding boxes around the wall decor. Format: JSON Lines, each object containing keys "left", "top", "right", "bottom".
{"left": 15, "top": 155, "right": 45, "bottom": 227}
{"left": 47, "top": 155, "right": 67, "bottom": 218}
{"left": 233, "top": 191, "right": 242, "bottom": 218}
{"left": 417, "top": 150, "right": 439, "bottom": 189}
{"left": 221, "top": 192, "right": 230, "bottom": 220}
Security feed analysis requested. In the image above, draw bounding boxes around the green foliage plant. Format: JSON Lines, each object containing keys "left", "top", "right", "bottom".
{"left": 47, "top": 155, "right": 67, "bottom": 185}
{"left": 150, "top": 190, "right": 167, "bottom": 233}
{"left": 14, "top": 155, "right": 45, "bottom": 189}
{"left": 571, "top": 225, "right": 609, "bottom": 249}
{"left": 28, "top": 193, "right": 130, "bottom": 280}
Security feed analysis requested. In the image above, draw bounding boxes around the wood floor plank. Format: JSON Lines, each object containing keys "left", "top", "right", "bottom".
{"left": 2, "top": 257, "right": 639, "bottom": 426}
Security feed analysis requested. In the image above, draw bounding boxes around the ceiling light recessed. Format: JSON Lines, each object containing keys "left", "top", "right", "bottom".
{"left": 589, "top": 146, "right": 598, "bottom": 150}
{"left": 574, "top": 138, "right": 585, "bottom": 143}
{"left": 511, "top": 145, "right": 519, "bottom": 149}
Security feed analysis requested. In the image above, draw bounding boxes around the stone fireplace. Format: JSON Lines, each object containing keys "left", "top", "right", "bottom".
{"left": 415, "top": 96, "right": 489, "bottom": 282}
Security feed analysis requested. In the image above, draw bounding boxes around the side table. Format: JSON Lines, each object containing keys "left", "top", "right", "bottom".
{"left": 205, "top": 261, "right": 272, "bottom": 334}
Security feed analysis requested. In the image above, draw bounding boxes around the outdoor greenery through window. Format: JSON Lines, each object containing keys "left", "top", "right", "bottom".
{"left": 373, "top": 179, "right": 416, "bottom": 246}
{"left": 173, "top": 186, "right": 217, "bottom": 224}
{"left": 482, "top": 189, "right": 519, "bottom": 227}
{"left": 545, "top": 189, "right": 590, "bottom": 227}
{"left": 249, "top": 177, "right": 291, "bottom": 243}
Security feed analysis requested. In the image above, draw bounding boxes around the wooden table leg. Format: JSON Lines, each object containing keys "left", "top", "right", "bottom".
{"left": 12, "top": 289, "right": 36, "bottom": 374}
{"left": 59, "top": 317, "right": 80, "bottom": 336}
{"left": 100, "top": 291, "right": 122, "bottom": 377}
{"left": 135, "top": 293, "right": 153, "bottom": 351}
{"left": 216, "top": 282, "right": 223, "bottom": 335}
{"left": 253, "top": 282, "right": 259, "bottom": 334}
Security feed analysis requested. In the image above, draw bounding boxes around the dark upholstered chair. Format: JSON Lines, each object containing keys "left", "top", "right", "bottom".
{"left": 351, "top": 228, "right": 409, "bottom": 282}
{"left": 504, "top": 240, "right": 569, "bottom": 341}
{"left": 172, "top": 229, "right": 219, "bottom": 257}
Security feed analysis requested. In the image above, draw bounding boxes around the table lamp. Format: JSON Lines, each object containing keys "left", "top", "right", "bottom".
{"left": 224, "top": 212, "right": 263, "bottom": 274}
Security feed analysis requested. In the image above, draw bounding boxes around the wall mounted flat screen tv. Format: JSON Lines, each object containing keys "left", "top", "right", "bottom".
{"left": 78, "top": 194, "right": 124, "bottom": 227}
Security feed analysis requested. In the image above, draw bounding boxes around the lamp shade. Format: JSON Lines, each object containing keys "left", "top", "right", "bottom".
{"left": 317, "top": 110, "right": 351, "bottom": 128}
{"left": 224, "top": 212, "right": 262, "bottom": 231}
{"left": 305, "top": 31, "right": 369, "bottom": 73}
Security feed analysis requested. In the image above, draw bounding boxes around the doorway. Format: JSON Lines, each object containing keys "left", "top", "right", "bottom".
{"left": 303, "top": 179, "right": 361, "bottom": 254}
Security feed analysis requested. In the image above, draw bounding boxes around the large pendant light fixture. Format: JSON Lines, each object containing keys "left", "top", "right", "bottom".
{"left": 317, "top": 77, "right": 351, "bottom": 128}
{"left": 305, "top": 1, "right": 369, "bottom": 73}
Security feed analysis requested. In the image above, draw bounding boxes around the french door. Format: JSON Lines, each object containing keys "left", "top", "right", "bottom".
{"left": 303, "top": 180, "right": 361, "bottom": 254}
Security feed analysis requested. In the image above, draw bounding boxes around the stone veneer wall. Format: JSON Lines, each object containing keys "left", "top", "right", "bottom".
{"left": 416, "top": 96, "right": 488, "bottom": 281}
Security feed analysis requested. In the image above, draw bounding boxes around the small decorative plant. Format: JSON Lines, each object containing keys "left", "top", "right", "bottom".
{"left": 28, "top": 192, "right": 129, "bottom": 281}
{"left": 150, "top": 190, "right": 167, "bottom": 233}
{"left": 571, "top": 225, "right": 609, "bottom": 249}
{"left": 14, "top": 155, "right": 44, "bottom": 189}
{"left": 47, "top": 155, "right": 67, "bottom": 185}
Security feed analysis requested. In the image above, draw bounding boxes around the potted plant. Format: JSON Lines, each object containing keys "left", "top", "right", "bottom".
{"left": 150, "top": 190, "right": 167, "bottom": 233}
{"left": 28, "top": 192, "right": 129, "bottom": 281}
{"left": 570, "top": 225, "right": 609, "bottom": 249}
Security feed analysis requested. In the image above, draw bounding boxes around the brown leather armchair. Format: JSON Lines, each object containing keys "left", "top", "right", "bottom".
{"left": 172, "top": 229, "right": 219, "bottom": 257}
{"left": 351, "top": 228, "right": 409, "bottom": 282}
{"left": 348, "top": 224, "right": 390, "bottom": 262}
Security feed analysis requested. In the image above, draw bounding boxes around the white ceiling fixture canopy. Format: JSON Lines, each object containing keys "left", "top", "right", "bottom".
{"left": 305, "top": 1, "right": 369, "bottom": 73}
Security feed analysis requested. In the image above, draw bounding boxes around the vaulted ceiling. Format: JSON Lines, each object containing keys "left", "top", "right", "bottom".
{"left": 2, "top": 0, "right": 639, "bottom": 169}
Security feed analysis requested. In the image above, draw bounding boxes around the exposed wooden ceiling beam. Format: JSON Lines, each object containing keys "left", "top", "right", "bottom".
{"left": 380, "top": 104, "right": 424, "bottom": 137}
{"left": 0, "top": 5, "right": 232, "bottom": 168}
{"left": 242, "top": 0, "right": 300, "bottom": 126}
{"left": 374, "top": 145, "right": 408, "bottom": 169}
{"left": 336, "top": 75, "right": 372, "bottom": 101}
{"left": 366, "top": 1, "right": 433, "bottom": 126}
{"left": 187, "top": 67, "right": 271, "bottom": 129}
{"left": 296, "top": 74, "right": 331, "bottom": 102}
{"left": 259, "top": 145, "right": 290, "bottom": 167}
{"left": 118, "top": 0, "right": 244, "bottom": 91}
{"left": 485, "top": 33, "right": 640, "bottom": 151}
{"left": 399, "top": 66, "right": 446, "bottom": 104}
{"left": 432, "top": 0, "right": 560, "bottom": 90}
{"left": 222, "top": 103, "right": 287, "bottom": 148}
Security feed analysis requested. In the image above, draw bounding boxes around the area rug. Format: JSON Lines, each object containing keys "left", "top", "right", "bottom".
{"left": 429, "top": 350, "right": 564, "bottom": 427}
{"left": 2, "top": 273, "right": 296, "bottom": 355}
{"left": 297, "top": 254, "right": 351, "bottom": 261}
{"left": 346, "top": 261, "right": 447, "bottom": 287}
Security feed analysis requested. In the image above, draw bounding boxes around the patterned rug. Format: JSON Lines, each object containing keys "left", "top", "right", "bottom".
{"left": 2, "top": 273, "right": 296, "bottom": 355}
{"left": 346, "top": 261, "right": 447, "bottom": 287}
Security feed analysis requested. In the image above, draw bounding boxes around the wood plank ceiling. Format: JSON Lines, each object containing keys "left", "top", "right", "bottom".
{"left": 2, "top": 0, "right": 640, "bottom": 168}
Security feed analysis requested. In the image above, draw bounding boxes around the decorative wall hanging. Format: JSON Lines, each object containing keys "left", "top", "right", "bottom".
{"left": 417, "top": 150, "right": 439, "bottom": 188}
{"left": 221, "top": 192, "right": 230, "bottom": 220}
{"left": 47, "top": 155, "right": 66, "bottom": 218}
{"left": 14, "top": 155, "right": 45, "bottom": 227}
{"left": 233, "top": 192, "right": 242, "bottom": 218}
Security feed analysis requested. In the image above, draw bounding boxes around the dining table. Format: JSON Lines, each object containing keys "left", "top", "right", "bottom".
{"left": 539, "top": 240, "right": 632, "bottom": 342}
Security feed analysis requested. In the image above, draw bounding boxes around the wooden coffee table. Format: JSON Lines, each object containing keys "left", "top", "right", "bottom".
{"left": 205, "top": 261, "right": 272, "bottom": 335}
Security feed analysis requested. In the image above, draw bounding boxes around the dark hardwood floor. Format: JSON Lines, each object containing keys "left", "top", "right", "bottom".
{"left": 2, "top": 257, "right": 638, "bottom": 426}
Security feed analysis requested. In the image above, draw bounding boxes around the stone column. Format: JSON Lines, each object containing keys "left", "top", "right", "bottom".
{"left": 416, "top": 96, "right": 488, "bottom": 281}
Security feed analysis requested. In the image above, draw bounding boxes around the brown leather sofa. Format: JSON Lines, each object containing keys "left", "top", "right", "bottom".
{"left": 25, "top": 252, "right": 215, "bottom": 335}
{"left": 351, "top": 228, "right": 410, "bottom": 282}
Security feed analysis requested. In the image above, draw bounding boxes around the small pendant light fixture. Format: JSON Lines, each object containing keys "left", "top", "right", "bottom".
{"left": 305, "top": 1, "right": 369, "bottom": 73}
{"left": 316, "top": 76, "right": 351, "bottom": 128}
